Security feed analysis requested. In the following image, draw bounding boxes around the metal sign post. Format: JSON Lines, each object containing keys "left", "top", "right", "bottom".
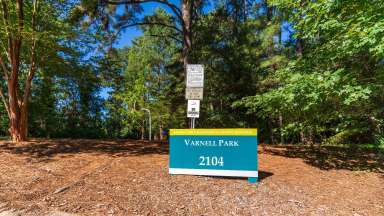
{"left": 141, "top": 108, "right": 151, "bottom": 140}
{"left": 186, "top": 65, "right": 204, "bottom": 129}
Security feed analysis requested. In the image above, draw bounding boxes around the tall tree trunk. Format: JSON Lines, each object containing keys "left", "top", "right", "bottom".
{"left": 141, "top": 121, "right": 145, "bottom": 140}
{"left": 0, "top": 0, "right": 37, "bottom": 142}
{"left": 20, "top": 102, "right": 28, "bottom": 140}
{"left": 159, "top": 123, "right": 163, "bottom": 141}
{"left": 8, "top": 79, "right": 22, "bottom": 142}
{"left": 308, "top": 128, "right": 314, "bottom": 148}
{"left": 182, "top": 0, "right": 192, "bottom": 127}
{"left": 300, "top": 131, "right": 306, "bottom": 144}
{"left": 181, "top": 0, "right": 192, "bottom": 68}
{"left": 7, "top": 78, "right": 29, "bottom": 142}
{"left": 268, "top": 118, "right": 274, "bottom": 144}
{"left": 279, "top": 113, "right": 284, "bottom": 144}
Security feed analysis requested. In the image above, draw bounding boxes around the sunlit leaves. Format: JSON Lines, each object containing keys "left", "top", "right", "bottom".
{"left": 237, "top": 0, "right": 383, "bottom": 143}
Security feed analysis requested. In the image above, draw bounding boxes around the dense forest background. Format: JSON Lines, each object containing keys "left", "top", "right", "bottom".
{"left": 0, "top": 0, "right": 383, "bottom": 146}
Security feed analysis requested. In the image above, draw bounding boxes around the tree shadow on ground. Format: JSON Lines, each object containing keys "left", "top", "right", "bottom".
{"left": 211, "top": 170, "right": 273, "bottom": 182}
{"left": 262, "top": 145, "right": 384, "bottom": 173}
{"left": 0, "top": 139, "right": 169, "bottom": 161}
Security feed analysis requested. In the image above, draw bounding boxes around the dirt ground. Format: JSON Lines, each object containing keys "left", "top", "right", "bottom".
{"left": 0, "top": 139, "right": 383, "bottom": 216}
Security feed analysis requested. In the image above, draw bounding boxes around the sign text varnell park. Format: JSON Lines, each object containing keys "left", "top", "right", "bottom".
{"left": 169, "top": 129, "right": 258, "bottom": 183}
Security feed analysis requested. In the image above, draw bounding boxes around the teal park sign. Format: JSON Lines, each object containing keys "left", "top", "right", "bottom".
{"left": 169, "top": 129, "right": 258, "bottom": 183}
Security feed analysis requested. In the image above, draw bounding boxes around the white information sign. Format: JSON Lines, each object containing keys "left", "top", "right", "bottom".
{"left": 186, "top": 87, "right": 203, "bottom": 100}
{"left": 187, "top": 100, "right": 200, "bottom": 118}
{"left": 186, "top": 64, "right": 204, "bottom": 88}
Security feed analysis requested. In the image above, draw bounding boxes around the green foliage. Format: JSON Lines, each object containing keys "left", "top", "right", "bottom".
{"left": 103, "top": 9, "right": 183, "bottom": 138}
{"left": 323, "top": 129, "right": 362, "bottom": 146}
{"left": 189, "top": 3, "right": 270, "bottom": 128}
{"left": 236, "top": 0, "right": 384, "bottom": 144}
{"left": 0, "top": 0, "right": 381, "bottom": 145}
{"left": 0, "top": 102, "right": 8, "bottom": 137}
{"left": 0, "top": 1, "right": 106, "bottom": 139}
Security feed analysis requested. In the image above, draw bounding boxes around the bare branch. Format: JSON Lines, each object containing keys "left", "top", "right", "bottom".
{"left": 15, "top": 0, "right": 24, "bottom": 60}
{"left": 147, "top": 34, "right": 183, "bottom": 43}
{"left": 22, "top": 0, "right": 38, "bottom": 108}
{"left": 105, "top": 0, "right": 183, "bottom": 21}
{"left": 0, "top": 0, "right": 13, "bottom": 64}
{"left": 120, "top": 21, "right": 182, "bottom": 33}
{"left": 22, "top": 50, "right": 36, "bottom": 108}
{"left": 16, "top": 0, "right": 24, "bottom": 33}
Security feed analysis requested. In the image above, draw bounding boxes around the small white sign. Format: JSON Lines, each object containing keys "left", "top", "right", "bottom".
{"left": 186, "top": 64, "right": 204, "bottom": 88}
{"left": 186, "top": 87, "right": 203, "bottom": 100}
{"left": 187, "top": 100, "right": 200, "bottom": 118}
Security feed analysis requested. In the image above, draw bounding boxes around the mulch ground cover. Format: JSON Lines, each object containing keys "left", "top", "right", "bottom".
{"left": 0, "top": 139, "right": 383, "bottom": 216}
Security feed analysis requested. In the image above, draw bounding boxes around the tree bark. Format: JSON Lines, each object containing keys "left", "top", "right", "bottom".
{"left": 0, "top": 0, "right": 37, "bottom": 142}
{"left": 181, "top": 0, "right": 191, "bottom": 68}
{"left": 300, "top": 131, "right": 306, "bottom": 144}
{"left": 7, "top": 0, "right": 24, "bottom": 142}
{"left": 141, "top": 122, "right": 145, "bottom": 140}
{"left": 308, "top": 128, "right": 314, "bottom": 148}
{"left": 8, "top": 78, "right": 23, "bottom": 142}
{"left": 268, "top": 118, "right": 274, "bottom": 144}
{"left": 279, "top": 113, "right": 284, "bottom": 144}
{"left": 159, "top": 123, "right": 163, "bottom": 140}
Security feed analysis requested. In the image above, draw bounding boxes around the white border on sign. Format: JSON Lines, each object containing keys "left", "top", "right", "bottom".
{"left": 186, "top": 64, "right": 204, "bottom": 88}
{"left": 169, "top": 168, "right": 258, "bottom": 177}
